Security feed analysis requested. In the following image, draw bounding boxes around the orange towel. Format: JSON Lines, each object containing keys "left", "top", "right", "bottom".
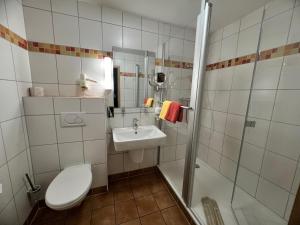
{"left": 165, "top": 102, "right": 182, "bottom": 123}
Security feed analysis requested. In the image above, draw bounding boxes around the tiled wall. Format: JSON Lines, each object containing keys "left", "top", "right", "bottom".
{"left": 22, "top": 0, "right": 196, "bottom": 97}
{"left": 107, "top": 108, "right": 158, "bottom": 174}
{"left": 23, "top": 97, "right": 107, "bottom": 198}
{"left": 198, "top": 0, "right": 300, "bottom": 220}
{"left": 0, "top": 0, "right": 34, "bottom": 224}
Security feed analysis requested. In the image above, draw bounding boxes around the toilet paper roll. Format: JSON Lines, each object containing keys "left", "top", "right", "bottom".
{"left": 154, "top": 106, "right": 161, "bottom": 115}
{"left": 30, "top": 87, "right": 44, "bottom": 97}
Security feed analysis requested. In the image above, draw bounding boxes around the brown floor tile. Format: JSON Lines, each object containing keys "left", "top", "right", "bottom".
{"left": 140, "top": 212, "right": 166, "bottom": 225}
{"left": 135, "top": 195, "right": 159, "bottom": 217}
{"left": 153, "top": 190, "right": 176, "bottom": 210}
{"left": 91, "top": 192, "right": 114, "bottom": 209}
{"left": 115, "top": 199, "right": 139, "bottom": 224}
{"left": 119, "top": 219, "right": 141, "bottom": 225}
{"left": 161, "top": 206, "right": 190, "bottom": 225}
{"left": 68, "top": 198, "right": 93, "bottom": 217}
{"left": 114, "top": 186, "right": 134, "bottom": 202}
{"left": 65, "top": 212, "right": 91, "bottom": 225}
{"left": 131, "top": 184, "right": 152, "bottom": 199}
{"left": 110, "top": 179, "right": 130, "bottom": 191}
{"left": 91, "top": 205, "right": 115, "bottom": 225}
{"left": 32, "top": 207, "right": 68, "bottom": 225}
{"left": 148, "top": 179, "right": 166, "bottom": 194}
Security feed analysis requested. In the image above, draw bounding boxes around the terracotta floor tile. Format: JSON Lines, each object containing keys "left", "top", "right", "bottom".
{"left": 91, "top": 192, "right": 114, "bottom": 209}
{"left": 65, "top": 212, "right": 91, "bottom": 225}
{"left": 131, "top": 184, "right": 151, "bottom": 199}
{"left": 114, "top": 186, "right": 134, "bottom": 202}
{"left": 149, "top": 179, "right": 166, "bottom": 194}
{"left": 91, "top": 205, "right": 115, "bottom": 225}
{"left": 153, "top": 190, "right": 176, "bottom": 210}
{"left": 110, "top": 179, "right": 130, "bottom": 191}
{"left": 119, "top": 219, "right": 141, "bottom": 225}
{"left": 140, "top": 212, "right": 166, "bottom": 225}
{"left": 161, "top": 206, "right": 190, "bottom": 225}
{"left": 115, "top": 199, "right": 139, "bottom": 224}
{"left": 32, "top": 207, "right": 68, "bottom": 224}
{"left": 135, "top": 195, "right": 159, "bottom": 217}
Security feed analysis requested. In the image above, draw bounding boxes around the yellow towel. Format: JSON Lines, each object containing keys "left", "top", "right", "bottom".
{"left": 159, "top": 101, "right": 172, "bottom": 120}
{"left": 145, "top": 98, "right": 154, "bottom": 107}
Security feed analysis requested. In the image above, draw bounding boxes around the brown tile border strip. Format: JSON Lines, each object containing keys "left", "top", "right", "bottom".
{"left": 155, "top": 58, "right": 194, "bottom": 69}
{"left": 120, "top": 72, "right": 145, "bottom": 78}
{"left": 0, "top": 24, "right": 28, "bottom": 49}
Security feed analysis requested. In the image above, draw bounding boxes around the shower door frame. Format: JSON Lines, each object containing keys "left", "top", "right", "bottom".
{"left": 182, "top": 0, "right": 212, "bottom": 207}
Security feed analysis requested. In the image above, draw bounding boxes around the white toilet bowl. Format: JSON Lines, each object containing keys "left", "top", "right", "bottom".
{"left": 45, "top": 164, "right": 92, "bottom": 210}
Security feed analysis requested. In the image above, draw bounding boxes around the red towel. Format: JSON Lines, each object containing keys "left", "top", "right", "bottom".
{"left": 144, "top": 98, "right": 148, "bottom": 104}
{"left": 165, "top": 102, "right": 182, "bottom": 123}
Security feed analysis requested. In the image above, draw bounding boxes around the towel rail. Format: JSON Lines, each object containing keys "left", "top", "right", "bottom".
{"left": 181, "top": 106, "right": 193, "bottom": 110}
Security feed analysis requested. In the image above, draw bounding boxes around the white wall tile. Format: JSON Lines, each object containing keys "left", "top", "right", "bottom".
{"left": 0, "top": 0, "right": 7, "bottom": 26}
{"left": 220, "top": 157, "right": 237, "bottom": 181}
{"left": 253, "top": 57, "right": 283, "bottom": 90}
{"left": 81, "top": 58, "right": 105, "bottom": 82}
{"left": 26, "top": 115, "right": 57, "bottom": 146}
{"left": 12, "top": 45, "right": 31, "bottom": 82}
{"left": 29, "top": 52, "right": 58, "bottom": 84}
{"left": 53, "top": 13, "right": 80, "bottom": 47}
{"left": 232, "top": 63, "right": 254, "bottom": 90}
{"left": 5, "top": 0, "right": 26, "bottom": 38}
{"left": 108, "top": 153, "right": 123, "bottom": 175}
{"left": 260, "top": 10, "right": 293, "bottom": 51}
{"left": 209, "top": 28, "right": 223, "bottom": 44}
{"left": 170, "top": 25, "right": 184, "bottom": 39}
{"left": 222, "top": 135, "right": 241, "bottom": 162}
{"left": 23, "top": 0, "right": 51, "bottom": 11}
{"left": 176, "top": 144, "right": 186, "bottom": 160}
{"left": 0, "top": 200, "right": 19, "bottom": 225}
{"left": 221, "top": 34, "right": 238, "bottom": 60}
{"left": 84, "top": 139, "right": 106, "bottom": 165}
{"left": 55, "top": 115, "right": 82, "bottom": 143}
{"left": 51, "top": 0, "right": 78, "bottom": 16}
{"left": 53, "top": 97, "right": 80, "bottom": 114}
{"left": 207, "top": 150, "right": 221, "bottom": 170}
{"left": 31, "top": 144, "right": 60, "bottom": 173}
{"left": 7, "top": 151, "right": 29, "bottom": 194}
{"left": 212, "top": 111, "right": 227, "bottom": 133}
{"left": 23, "top": 7, "right": 54, "bottom": 43}
{"left": 123, "top": 12, "right": 141, "bottom": 29}
{"left": 273, "top": 90, "right": 300, "bottom": 125}
{"left": 0, "top": 38, "right": 14, "bottom": 81}
{"left": 79, "top": 18, "right": 102, "bottom": 50}
{"left": 288, "top": 6, "right": 300, "bottom": 43}
{"left": 102, "top": 6, "right": 122, "bottom": 25}
{"left": 216, "top": 67, "right": 233, "bottom": 91}
{"left": 56, "top": 55, "right": 80, "bottom": 85}
{"left": 240, "top": 143, "right": 264, "bottom": 174}
{"left": 142, "top": 18, "right": 158, "bottom": 33}
{"left": 139, "top": 148, "right": 155, "bottom": 168}
{"left": 161, "top": 146, "right": 176, "bottom": 163}
{"left": 32, "top": 83, "right": 59, "bottom": 96}
{"left": 0, "top": 129, "right": 6, "bottom": 167}
{"left": 185, "top": 28, "right": 196, "bottom": 42}
{"left": 183, "top": 40, "right": 195, "bottom": 62}
{"left": 1, "top": 118, "right": 25, "bottom": 161}
{"left": 279, "top": 54, "right": 300, "bottom": 89}
{"left": 142, "top": 31, "right": 158, "bottom": 53}
{"left": 267, "top": 122, "right": 300, "bottom": 160}
{"left": 123, "top": 113, "right": 140, "bottom": 127}
{"left": 256, "top": 178, "right": 289, "bottom": 217}
{"left": 83, "top": 114, "right": 105, "bottom": 140}
{"left": 237, "top": 167, "right": 259, "bottom": 196}
{"left": 244, "top": 118, "right": 269, "bottom": 148}
{"left": 249, "top": 90, "right": 276, "bottom": 120}
{"left": 0, "top": 165, "right": 13, "bottom": 212}
{"left": 159, "top": 22, "right": 170, "bottom": 36}
{"left": 262, "top": 151, "right": 297, "bottom": 190}
{"left": 123, "top": 27, "right": 141, "bottom": 49}
{"left": 225, "top": 114, "right": 245, "bottom": 139}
{"left": 78, "top": 2, "right": 101, "bottom": 21}
{"left": 228, "top": 90, "right": 250, "bottom": 115}
{"left": 240, "top": 7, "right": 264, "bottom": 30}
{"left": 169, "top": 37, "right": 183, "bottom": 60}
{"left": 223, "top": 20, "right": 240, "bottom": 38}
{"left": 213, "top": 91, "right": 229, "bottom": 112}
{"left": 264, "top": 0, "right": 295, "bottom": 20}
{"left": 237, "top": 24, "right": 260, "bottom": 57}
{"left": 91, "top": 163, "right": 107, "bottom": 187}
{"left": 207, "top": 41, "right": 221, "bottom": 64}
{"left": 58, "top": 142, "right": 84, "bottom": 168}
{"left": 23, "top": 97, "right": 53, "bottom": 115}
{"left": 81, "top": 98, "right": 105, "bottom": 114}
{"left": 14, "top": 186, "right": 32, "bottom": 224}
{"left": 285, "top": 194, "right": 296, "bottom": 220}
{"left": 0, "top": 80, "right": 21, "bottom": 122}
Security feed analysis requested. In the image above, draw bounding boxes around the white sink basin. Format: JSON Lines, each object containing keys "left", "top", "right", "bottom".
{"left": 112, "top": 125, "right": 167, "bottom": 152}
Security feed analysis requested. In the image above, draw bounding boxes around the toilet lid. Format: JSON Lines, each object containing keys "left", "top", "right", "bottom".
{"left": 46, "top": 164, "right": 92, "bottom": 209}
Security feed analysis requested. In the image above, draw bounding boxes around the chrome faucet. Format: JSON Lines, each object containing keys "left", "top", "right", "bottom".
{"left": 133, "top": 118, "right": 139, "bottom": 133}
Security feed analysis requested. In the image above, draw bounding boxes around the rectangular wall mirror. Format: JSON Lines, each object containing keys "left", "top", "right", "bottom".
{"left": 112, "top": 47, "right": 156, "bottom": 108}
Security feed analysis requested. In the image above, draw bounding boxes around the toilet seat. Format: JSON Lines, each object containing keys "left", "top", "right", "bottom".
{"left": 45, "top": 164, "right": 92, "bottom": 210}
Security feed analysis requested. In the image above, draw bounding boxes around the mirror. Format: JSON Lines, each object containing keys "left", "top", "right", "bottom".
{"left": 112, "top": 47, "right": 156, "bottom": 108}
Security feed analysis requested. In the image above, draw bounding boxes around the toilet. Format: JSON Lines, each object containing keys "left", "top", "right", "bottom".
{"left": 45, "top": 164, "right": 92, "bottom": 210}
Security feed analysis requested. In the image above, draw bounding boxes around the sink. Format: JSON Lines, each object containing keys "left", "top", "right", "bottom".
{"left": 112, "top": 125, "right": 166, "bottom": 163}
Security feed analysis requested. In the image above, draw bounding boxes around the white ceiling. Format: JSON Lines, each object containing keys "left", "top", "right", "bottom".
{"left": 81, "top": 0, "right": 271, "bottom": 30}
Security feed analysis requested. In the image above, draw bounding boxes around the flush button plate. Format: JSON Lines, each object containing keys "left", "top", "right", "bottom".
{"left": 245, "top": 120, "right": 256, "bottom": 128}
{"left": 60, "top": 112, "right": 86, "bottom": 127}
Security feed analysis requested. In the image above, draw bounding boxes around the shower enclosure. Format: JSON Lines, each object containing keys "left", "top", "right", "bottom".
{"left": 158, "top": 0, "right": 300, "bottom": 224}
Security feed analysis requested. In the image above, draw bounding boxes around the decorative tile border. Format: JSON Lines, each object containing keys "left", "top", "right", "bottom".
{"left": 0, "top": 24, "right": 28, "bottom": 49}
{"left": 155, "top": 59, "right": 193, "bottom": 69}
{"left": 120, "top": 72, "right": 145, "bottom": 78}
{"left": 28, "top": 41, "right": 112, "bottom": 59}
